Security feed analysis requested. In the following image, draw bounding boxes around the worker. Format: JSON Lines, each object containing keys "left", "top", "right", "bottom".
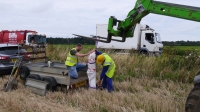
{"left": 96, "top": 50, "right": 116, "bottom": 92}
{"left": 65, "top": 43, "right": 94, "bottom": 79}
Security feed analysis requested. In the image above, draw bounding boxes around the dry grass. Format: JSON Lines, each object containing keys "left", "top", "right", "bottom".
{"left": 0, "top": 78, "right": 80, "bottom": 112}
{"left": 0, "top": 76, "right": 192, "bottom": 112}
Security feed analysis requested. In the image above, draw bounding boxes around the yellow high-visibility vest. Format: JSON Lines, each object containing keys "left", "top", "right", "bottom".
{"left": 102, "top": 53, "right": 116, "bottom": 78}
{"left": 65, "top": 48, "right": 78, "bottom": 66}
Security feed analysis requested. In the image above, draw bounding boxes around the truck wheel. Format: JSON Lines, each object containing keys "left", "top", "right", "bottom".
{"left": 19, "top": 66, "right": 30, "bottom": 80}
{"left": 140, "top": 51, "right": 149, "bottom": 56}
{"left": 42, "top": 77, "right": 57, "bottom": 92}
{"left": 185, "top": 85, "right": 200, "bottom": 112}
{"left": 28, "top": 74, "right": 41, "bottom": 80}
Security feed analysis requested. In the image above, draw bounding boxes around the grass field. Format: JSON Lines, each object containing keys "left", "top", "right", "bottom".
{"left": 47, "top": 44, "right": 200, "bottom": 82}
{"left": 166, "top": 46, "right": 200, "bottom": 51}
{"left": 49, "top": 44, "right": 200, "bottom": 52}
{"left": 0, "top": 44, "right": 199, "bottom": 112}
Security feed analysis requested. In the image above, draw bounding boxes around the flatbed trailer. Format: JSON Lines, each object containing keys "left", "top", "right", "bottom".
{"left": 24, "top": 61, "right": 88, "bottom": 96}
{"left": 1, "top": 38, "right": 89, "bottom": 95}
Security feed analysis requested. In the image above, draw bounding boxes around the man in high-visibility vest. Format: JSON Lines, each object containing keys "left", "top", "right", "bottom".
{"left": 96, "top": 51, "right": 116, "bottom": 92}
{"left": 65, "top": 43, "right": 94, "bottom": 79}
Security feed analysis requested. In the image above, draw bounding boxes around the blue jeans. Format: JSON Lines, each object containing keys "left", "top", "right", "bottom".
{"left": 102, "top": 75, "right": 114, "bottom": 92}
{"left": 67, "top": 63, "right": 87, "bottom": 79}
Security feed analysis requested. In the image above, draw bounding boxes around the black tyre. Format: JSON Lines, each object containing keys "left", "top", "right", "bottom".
{"left": 140, "top": 51, "right": 149, "bottom": 56}
{"left": 28, "top": 74, "right": 41, "bottom": 80}
{"left": 42, "top": 77, "right": 57, "bottom": 92}
{"left": 185, "top": 85, "right": 200, "bottom": 112}
{"left": 19, "top": 66, "right": 30, "bottom": 80}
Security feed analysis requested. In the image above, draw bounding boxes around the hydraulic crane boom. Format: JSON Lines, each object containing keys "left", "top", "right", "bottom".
{"left": 107, "top": 0, "right": 200, "bottom": 42}
{"left": 73, "top": 0, "right": 200, "bottom": 43}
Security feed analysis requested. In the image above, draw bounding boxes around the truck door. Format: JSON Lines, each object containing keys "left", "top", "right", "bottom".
{"left": 141, "top": 32, "right": 157, "bottom": 52}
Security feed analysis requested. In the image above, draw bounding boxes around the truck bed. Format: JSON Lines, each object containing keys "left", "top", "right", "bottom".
{"left": 25, "top": 62, "right": 88, "bottom": 85}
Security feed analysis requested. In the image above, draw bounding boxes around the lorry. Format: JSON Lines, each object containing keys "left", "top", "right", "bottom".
{"left": 0, "top": 30, "right": 46, "bottom": 45}
{"left": 96, "top": 23, "right": 163, "bottom": 56}
{"left": 73, "top": 0, "right": 200, "bottom": 111}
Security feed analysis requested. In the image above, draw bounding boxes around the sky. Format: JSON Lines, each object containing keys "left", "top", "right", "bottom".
{"left": 0, "top": 0, "right": 199, "bottom": 41}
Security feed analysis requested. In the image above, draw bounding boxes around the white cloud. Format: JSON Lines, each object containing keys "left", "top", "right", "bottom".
{"left": 0, "top": 0, "right": 199, "bottom": 41}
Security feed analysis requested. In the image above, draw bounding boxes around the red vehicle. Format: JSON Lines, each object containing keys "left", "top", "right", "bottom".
{"left": 0, "top": 30, "right": 46, "bottom": 45}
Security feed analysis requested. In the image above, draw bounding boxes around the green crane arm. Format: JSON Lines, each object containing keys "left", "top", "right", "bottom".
{"left": 106, "top": 0, "right": 200, "bottom": 43}
{"left": 73, "top": 0, "right": 200, "bottom": 43}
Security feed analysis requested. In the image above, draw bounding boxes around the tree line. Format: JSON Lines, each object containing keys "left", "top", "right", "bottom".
{"left": 47, "top": 37, "right": 200, "bottom": 46}
{"left": 46, "top": 37, "right": 95, "bottom": 45}
{"left": 162, "top": 41, "right": 200, "bottom": 46}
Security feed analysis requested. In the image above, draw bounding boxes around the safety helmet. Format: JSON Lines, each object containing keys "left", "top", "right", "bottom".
{"left": 96, "top": 54, "right": 105, "bottom": 64}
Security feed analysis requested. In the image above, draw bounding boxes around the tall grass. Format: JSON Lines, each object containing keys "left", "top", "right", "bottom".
{"left": 46, "top": 44, "right": 200, "bottom": 83}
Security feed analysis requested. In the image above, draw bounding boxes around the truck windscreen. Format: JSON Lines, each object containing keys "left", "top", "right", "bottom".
{"left": 156, "top": 33, "right": 162, "bottom": 43}
{"left": 30, "top": 35, "right": 46, "bottom": 44}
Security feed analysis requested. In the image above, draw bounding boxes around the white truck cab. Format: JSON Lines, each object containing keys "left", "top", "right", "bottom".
{"left": 96, "top": 23, "right": 163, "bottom": 56}
{"left": 26, "top": 33, "right": 46, "bottom": 45}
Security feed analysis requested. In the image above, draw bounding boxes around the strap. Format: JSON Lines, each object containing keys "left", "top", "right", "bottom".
{"left": 88, "top": 62, "right": 96, "bottom": 64}
{"left": 104, "top": 62, "right": 111, "bottom": 65}
{"left": 68, "top": 55, "right": 76, "bottom": 57}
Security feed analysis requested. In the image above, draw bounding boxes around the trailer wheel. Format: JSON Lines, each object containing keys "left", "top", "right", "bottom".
{"left": 19, "top": 66, "right": 30, "bottom": 80}
{"left": 28, "top": 74, "right": 41, "bottom": 80}
{"left": 42, "top": 77, "right": 57, "bottom": 92}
